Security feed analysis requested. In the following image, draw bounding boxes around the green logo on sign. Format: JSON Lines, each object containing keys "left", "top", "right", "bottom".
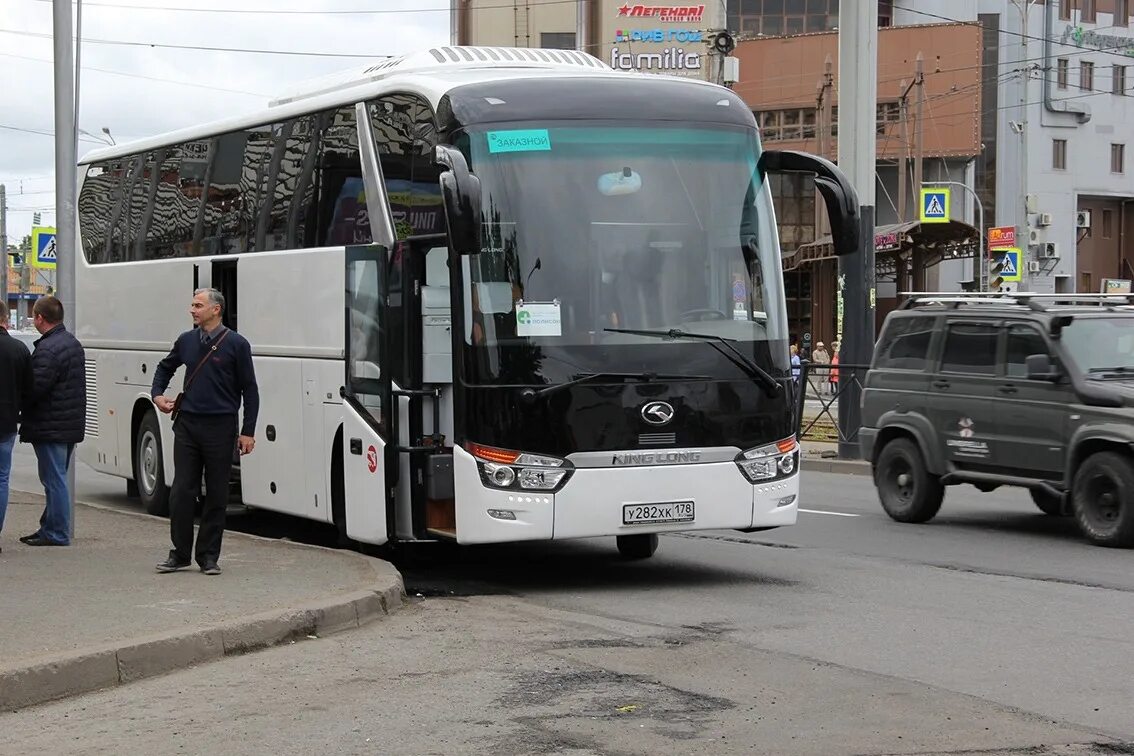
{"left": 517, "top": 309, "right": 531, "bottom": 324}
{"left": 487, "top": 129, "right": 552, "bottom": 154}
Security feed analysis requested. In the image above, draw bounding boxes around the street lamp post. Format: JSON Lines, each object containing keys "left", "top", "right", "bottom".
{"left": 921, "top": 180, "right": 985, "bottom": 292}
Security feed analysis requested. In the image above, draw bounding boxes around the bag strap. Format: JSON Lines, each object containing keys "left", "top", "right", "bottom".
{"left": 183, "top": 328, "right": 230, "bottom": 392}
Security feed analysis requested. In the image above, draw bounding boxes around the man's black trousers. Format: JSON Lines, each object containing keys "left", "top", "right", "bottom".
{"left": 169, "top": 412, "right": 237, "bottom": 567}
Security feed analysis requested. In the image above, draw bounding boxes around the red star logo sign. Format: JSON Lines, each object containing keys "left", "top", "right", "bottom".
{"left": 618, "top": 4, "right": 631, "bottom": 15}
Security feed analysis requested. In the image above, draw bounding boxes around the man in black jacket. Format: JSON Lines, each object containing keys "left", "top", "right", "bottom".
{"left": 18, "top": 296, "right": 86, "bottom": 547}
{"left": 0, "top": 302, "right": 33, "bottom": 551}
{"left": 150, "top": 288, "right": 259, "bottom": 575}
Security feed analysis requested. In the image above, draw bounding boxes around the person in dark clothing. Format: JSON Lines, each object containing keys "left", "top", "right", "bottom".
{"left": 18, "top": 296, "right": 87, "bottom": 546}
{"left": 151, "top": 288, "right": 259, "bottom": 575}
{"left": 0, "top": 302, "right": 34, "bottom": 551}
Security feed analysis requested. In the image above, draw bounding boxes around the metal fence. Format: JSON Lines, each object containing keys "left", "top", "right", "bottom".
{"left": 792, "top": 362, "right": 870, "bottom": 443}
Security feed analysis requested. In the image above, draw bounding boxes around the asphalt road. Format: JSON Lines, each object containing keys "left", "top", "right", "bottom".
{"left": 4, "top": 445, "right": 1133, "bottom": 754}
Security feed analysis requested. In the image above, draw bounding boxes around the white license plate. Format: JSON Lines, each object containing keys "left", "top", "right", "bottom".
{"left": 622, "top": 501, "right": 695, "bottom": 525}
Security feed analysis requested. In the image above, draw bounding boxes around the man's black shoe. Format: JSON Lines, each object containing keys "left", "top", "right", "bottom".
{"left": 18, "top": 532, "right": 40, "bottom": 544}
{"left": 24, "top": 537, "right": 67, "bottom": 546}
{"left": 201, "top": 562, "right": 222, "bottom": 576}
{"left": 156, "top": 557, "right": 190, "bottom": 573}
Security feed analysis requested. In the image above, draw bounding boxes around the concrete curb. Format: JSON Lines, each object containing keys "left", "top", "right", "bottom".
{"left": 0, "top": 498, "right": 406, "bottom": 713}
{"left": 801, "top": 457, "right": 873, "bottom": 476}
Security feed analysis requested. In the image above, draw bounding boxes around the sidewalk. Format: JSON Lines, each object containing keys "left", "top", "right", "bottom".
{"left": 0, "top": 493, "right": 404, "bottom": 712}
{"left": 800, "top": 440, "right": 872, "bottom": 476}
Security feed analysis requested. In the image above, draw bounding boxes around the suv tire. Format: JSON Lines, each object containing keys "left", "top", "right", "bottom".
{"left": 1072, "top": 451, "right": 1134, "bottom": 548}
{"left": 875, "top": 438, "right": 944, "bottom": 523}
{"left": 1030, "top": 489, "right": 1067, "bottom": 517}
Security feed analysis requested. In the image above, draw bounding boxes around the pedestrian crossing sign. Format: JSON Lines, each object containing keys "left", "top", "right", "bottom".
{"left": 998, "top": 248, "right": 1022, "bottom": 282}
{"left": 919, "top": 188, "right": 950, "bottom": 223}
{"left": 31, "top": 226, "right": 57, "bottom": 269}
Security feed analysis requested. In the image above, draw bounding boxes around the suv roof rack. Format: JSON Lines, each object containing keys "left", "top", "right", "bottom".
{"left": 898, "top": 291, "right": 1134, "bottom": 312}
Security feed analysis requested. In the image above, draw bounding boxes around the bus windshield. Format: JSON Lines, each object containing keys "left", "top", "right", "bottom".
{"left": 456, "top": 122, "right": 788, "bottom": 387}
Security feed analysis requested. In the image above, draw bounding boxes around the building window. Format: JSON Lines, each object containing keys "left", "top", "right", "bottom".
{"left": 1059, "top": 0, "right": 1072, "bottom": 20}
{"left": 1083, "top": 0, "right": 1097, "bottom": 23}
{"left": 1053, "top": 139, "right": 1067, "bottom": 170}
{"left": 1058, "top": 58, "right": 1069, "bottom": 89}
{"left": 1103, "top": 209, "right": 1115, "bottom": 238}
{"left": 1081, "top": 61, "right": 1095, "bottom": 91}
{"left": 539, "top": 32, "right": 575, "bottom": 50}
{"left": 1119, "top": 0, "right": 1131, "bottom": 27}
{"left": 1115, "top": 65, "right": 1127, "bottom": 95}
{"left": 1112, "top": 143, "right": 1126, "bottom": 173}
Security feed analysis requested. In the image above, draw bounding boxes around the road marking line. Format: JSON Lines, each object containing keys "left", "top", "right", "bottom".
{"left": 798, "top": 508, "right": 860, "bottom": 517}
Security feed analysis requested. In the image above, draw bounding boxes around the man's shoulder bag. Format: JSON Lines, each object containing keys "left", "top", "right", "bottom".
{"left": 171, "top": 329, "right": 230, "bottom": 424}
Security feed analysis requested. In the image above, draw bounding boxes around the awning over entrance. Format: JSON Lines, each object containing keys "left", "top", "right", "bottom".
{"left": 783, "top": 219, "right": 980, "bottom": 275}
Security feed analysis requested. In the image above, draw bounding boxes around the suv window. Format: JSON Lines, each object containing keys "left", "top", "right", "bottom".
{"left": 1005, "top": 324, "right": 1049, "bottom": 378}
{"left": 940, "top": 322, "right": 998, "bottom": 375}
{"left": 875, "top": 316, "right": 935, "bottom": 370}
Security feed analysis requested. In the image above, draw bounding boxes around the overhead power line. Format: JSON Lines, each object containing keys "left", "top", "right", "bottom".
{"left": 0, "top": 52, "right": 266, "bottom": 96}
{"left": 0, "top": 124, "right": 105, "bottom": 144}
{"left": 0, "top": 28, "right": 390, "bottom": 59}
{"left": 35, "top": 0, "right": 578, "bottom": 15}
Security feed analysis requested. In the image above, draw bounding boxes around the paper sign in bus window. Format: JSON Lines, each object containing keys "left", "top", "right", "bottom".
{"left": 515, "top": 301, "right": 562, "bottom": 337}
{"left": 487, "top": 129, "right": 552, "bottom": 154}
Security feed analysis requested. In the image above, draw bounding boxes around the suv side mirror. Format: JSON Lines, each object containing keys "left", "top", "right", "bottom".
{"left": 1026, "top": 353, "right": 1060, "bottom": 381}
{"left": 435, "top": 145, "right": 482, "bottom": 256}
{"left": 758, "top": 150, "right": 860, "bottom": 257}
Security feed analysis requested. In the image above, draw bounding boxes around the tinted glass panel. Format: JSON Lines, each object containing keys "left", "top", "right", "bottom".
{"left": 1005, "top": 325, "right": 1049, "bottom": 378}
{"left": 875, "top": 316, "right": 935, "bottom": 370}
{"left": 941, "top": 323, "right": 997, "bottom": 375}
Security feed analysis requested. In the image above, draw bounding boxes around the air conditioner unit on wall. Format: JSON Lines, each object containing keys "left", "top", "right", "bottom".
{"left": 1028, "top": 260, "right": 1041, "bottom": 273}
{"left": 1038, "top": 213, "right": 1053, "bottom": 227}
{"left": 1076, "top": 210, "right": 1092, "bottom": 229}
{"left": 1038, "top": 242, "right": 1060, "bottom": 259}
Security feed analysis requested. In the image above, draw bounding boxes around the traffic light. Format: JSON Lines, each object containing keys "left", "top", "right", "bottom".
{"left": 989, "top": 256, "right": 1006, "bottom": 291}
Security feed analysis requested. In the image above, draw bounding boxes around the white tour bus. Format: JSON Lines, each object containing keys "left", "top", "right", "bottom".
{"left": 75, "top": 46, "right": 859, "bottom": 558}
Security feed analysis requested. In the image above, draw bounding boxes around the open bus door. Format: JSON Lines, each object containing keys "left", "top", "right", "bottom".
{"left": 341, "top": 243, "right": 395, "bottom": 545}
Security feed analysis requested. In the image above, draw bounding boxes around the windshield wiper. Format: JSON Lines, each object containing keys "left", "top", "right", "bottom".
{"left": 603, "top": 327, "right": 782, "bottom": 397}
{"left": 520, "top": 371, "right": 713, "bottom": 402}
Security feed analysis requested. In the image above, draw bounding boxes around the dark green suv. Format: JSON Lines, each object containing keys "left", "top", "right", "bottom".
{"left": 860, "top": 293, "right": 1134, "bottom": 548}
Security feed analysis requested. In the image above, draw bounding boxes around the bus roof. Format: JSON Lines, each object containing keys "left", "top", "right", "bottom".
{"left": 78, "top": 45, "right": 721, "bottom": 166}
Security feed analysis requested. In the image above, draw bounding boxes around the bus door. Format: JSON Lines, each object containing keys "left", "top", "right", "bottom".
{"left": 342, "top": 243, "right": 395, "bottom": 545}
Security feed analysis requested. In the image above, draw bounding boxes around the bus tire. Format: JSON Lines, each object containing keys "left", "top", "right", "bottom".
{"left": 135, "top": 411, "right": 170, "bottom": 517}
{"left": 617, "top": 533, "right": 658, "bottom": 559}
{"left": 330, "top": 430, "right": 352, "bottom": 548}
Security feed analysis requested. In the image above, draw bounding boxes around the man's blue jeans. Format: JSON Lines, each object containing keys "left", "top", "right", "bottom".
{"left": 33, "top": 442, "right": 73, "bottom": 545}
{"left": 0, "top": 432, "right": 15, "bottom": 535}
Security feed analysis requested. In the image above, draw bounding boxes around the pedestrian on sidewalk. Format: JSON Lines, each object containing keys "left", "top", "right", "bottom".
{"left": 829, "top": 340, "right": 841, "bottom": 396}
{"left": 0, "top": 302, "right": 34, "bottom": 551}
{"left": 18, "top": 296, "right": 87, "bottom": 547}
{"left": 151, "top": 288, "right": 259, "bottom": 576}
{"left": 811, "top": 341, "right": 831, "bottom": 395}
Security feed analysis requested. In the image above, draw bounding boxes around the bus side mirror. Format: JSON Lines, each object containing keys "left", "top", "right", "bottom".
{"left": 758, "top": 149, "right": 860, "bottom": 258}
{"left": 435, "top": 145, "right": 482, "bottom": 256}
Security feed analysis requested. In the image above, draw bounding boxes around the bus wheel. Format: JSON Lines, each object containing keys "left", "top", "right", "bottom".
{"left": 617, "top": 533, "right": 658, "bottom": 559}
{"left": 135, "top": 411, "right": 170, "bottom": 517}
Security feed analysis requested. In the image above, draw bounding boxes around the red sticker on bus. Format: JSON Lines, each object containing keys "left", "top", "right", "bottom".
{"left": 366, "top": 445, "right": 378, "bottom": 474}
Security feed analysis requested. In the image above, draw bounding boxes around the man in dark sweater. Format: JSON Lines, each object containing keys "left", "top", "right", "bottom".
{"left": 0, "top": 302, "right": 33, "bottom": 551}
{"left": 19, "top": 296, "right": 86, "bottom": 546}
{"left": 151, "top": 288, "right": 259, "bottom": 575}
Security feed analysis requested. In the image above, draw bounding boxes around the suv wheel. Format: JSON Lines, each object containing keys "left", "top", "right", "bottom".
{"left": 1030, "top": 489, "right": 1067, "bottom": 517}
{"left": 1072, "top": 452, "right": 1134, "bottom": 548}
{"left": 875, "top": 438, "right": 944, "bottom": 523}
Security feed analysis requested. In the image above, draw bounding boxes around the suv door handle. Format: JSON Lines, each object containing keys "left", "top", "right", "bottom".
{"left": 932, "top": 379, "right": 950, "bottom": 389}
{"left": 997, "top": 385, "right": 1018, "bottom": 395}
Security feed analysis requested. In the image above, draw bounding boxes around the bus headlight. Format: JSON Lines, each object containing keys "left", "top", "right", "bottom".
{"left": 735, "top": 437, "right": 798, "bottom": 483}
{"left": 468, "top": 442, "right": 574, "bottom": 492}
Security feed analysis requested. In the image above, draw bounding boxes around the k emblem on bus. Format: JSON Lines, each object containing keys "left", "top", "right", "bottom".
{"left": 641, "top": 401, "right": 675, "bottom": 426}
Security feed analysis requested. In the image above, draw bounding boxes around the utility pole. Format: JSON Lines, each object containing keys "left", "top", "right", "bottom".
{"left": 53, "top": 0, "right": 78, "bottom": 539}
{"left": 836, "top": 0, "right": 877, "bottom": 459}
{"left": 912, "top": 52, "right": 925, "bottom": 291}
{"left": 0, "top": 184, "right": 7, "bottom": 315}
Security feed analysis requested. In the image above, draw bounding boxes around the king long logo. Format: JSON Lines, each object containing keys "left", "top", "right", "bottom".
{"left": 617, "top": 4, "right": 705, "bottom": 23}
